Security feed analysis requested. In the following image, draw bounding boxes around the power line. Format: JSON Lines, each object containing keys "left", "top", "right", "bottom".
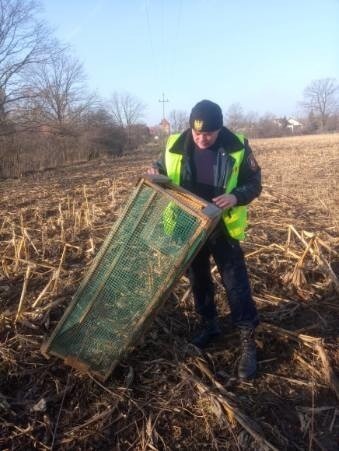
{"left": 144, "top": 0, "right": 159, "bottom": 86}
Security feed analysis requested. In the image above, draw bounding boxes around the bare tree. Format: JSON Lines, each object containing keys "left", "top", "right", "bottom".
{"left": 83, "top": 107, "right": 127, "bottom": 156}
{"left": 0, "top": 0, "right": 55, "bottom": 121}
{"left": 225, "top": 103, "right": 245, "bottom": 131}
{"left": 243, "top": 110, "right": 259, "bottom": 138}
{"left": 109, "top": 92, "right": 146, "bottom": 148}
{"left": 169, "top": 109, "right": 188, "bottom": 133}
{"left": 302, "top": 78, "right": 339, "bottom": 130}
{"left": 25, "top": 51, "right": 94, "bottom": 129}
{"left": 255, "top": 113, "right": 282, "bottom": 138}
{"left": 109, "top": 92, "right": 145, "bottom": 128}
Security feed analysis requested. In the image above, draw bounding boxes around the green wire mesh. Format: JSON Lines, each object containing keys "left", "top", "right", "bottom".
{"left": 42, "top": 178, "right": 220, "bottom": 380}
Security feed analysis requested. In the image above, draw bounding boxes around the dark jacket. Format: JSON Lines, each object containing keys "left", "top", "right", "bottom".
{"left": 155, "top": 127, "right": 262, "bottom": 206}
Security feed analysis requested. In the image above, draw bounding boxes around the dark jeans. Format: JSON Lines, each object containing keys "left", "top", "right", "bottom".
{"left": 188, "top": 225, "right": 259, "bottom": 328}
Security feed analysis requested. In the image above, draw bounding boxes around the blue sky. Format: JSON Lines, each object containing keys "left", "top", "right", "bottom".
{"left": 40, "top": 0, "right": 339, "bottom": 125}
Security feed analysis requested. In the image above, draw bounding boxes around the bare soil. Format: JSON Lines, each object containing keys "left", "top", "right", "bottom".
{"left": 0, "top": 134, "right": 338, "bottom": 450}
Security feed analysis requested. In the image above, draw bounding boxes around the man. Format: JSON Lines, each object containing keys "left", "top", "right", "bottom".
{"left": 148, "top": 100, "right": 261, "bottom": 379}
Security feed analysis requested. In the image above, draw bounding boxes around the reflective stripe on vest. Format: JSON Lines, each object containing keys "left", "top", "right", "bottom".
{"left": 165, "top": 133, "right": 247, "bottom": 240}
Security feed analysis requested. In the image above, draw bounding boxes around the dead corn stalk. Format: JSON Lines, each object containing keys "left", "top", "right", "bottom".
{"left": 83, "top": 185, "right": 92, "bottom": 228}
{"left": 261, "top": 322, "right": 339, "bottom": 401}
{"left": 182, "top": 361, "right": 279, "bottom": 451}
{"left": 288, "top": 225, "right": 339, "bottom": 292}
{"left": 16, "top": 264, "right": 34, "bottom": 321}
{"left": 53, "top": 245, "right": 68, "bottom": 293}
{"left": 32, "top": 271, "right": 57, "bottom": 308}
{"left": 58, "top": 203, "right": 65, "bottom": 242}
{"left": 314, "top": 343, "right": 339, "bottom": 401}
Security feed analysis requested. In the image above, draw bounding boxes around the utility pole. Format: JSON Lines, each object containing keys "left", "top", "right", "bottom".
{"left": 158, "top": 92, "right": 169, "bottom": 119}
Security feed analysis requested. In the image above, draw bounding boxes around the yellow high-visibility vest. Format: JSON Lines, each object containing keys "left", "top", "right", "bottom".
{"left": 165, "top": 133, "right": 247, "bottom": 240}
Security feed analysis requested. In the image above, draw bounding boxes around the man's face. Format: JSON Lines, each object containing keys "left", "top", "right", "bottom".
{"left": 192, "top": 129, "right": 220, "bottom": 150}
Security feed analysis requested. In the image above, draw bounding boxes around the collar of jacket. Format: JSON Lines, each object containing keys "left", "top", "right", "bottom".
{"left": 167, "top": 126, "right": 244, "bottom": 155}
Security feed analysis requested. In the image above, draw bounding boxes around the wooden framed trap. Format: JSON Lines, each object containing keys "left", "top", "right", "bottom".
{"left": 41, "top": 175, "right": 221, "bottom": 381}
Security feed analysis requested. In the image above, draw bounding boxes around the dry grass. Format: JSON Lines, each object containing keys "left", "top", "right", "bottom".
{"left": 0, "top": 135, "right": 338, "bottom": 450}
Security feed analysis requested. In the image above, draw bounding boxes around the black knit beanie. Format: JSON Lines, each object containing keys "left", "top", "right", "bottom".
{"left": 189, "top": 99, "right": 223, "bottom": 132}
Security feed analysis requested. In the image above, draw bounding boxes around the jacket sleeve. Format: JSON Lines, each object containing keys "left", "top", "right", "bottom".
{"left": 153, "top": 151, "right": 167, "bottom": 175}
{"left": 231, "top": 139, "right": 262, "bottom": 206}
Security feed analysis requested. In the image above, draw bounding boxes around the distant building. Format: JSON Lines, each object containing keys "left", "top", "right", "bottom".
{"left": 286, "top": 118, "right": 303, "bottom": 133}
{"left": 159, "top": 118, "right": 170, "bottom": 135}
{"left": 148, "top": 118, "right": 171, "bottom": 140}
{"left": 148, "top": 126, "right": 161, "bottom": 140}
{"left": 274, "top": 117, "right": 303, "bottom": 133}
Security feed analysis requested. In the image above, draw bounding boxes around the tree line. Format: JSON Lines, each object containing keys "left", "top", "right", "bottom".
{"left": 0, "top": 1, "right": 338, "bottom": 179}
{"left": 168, "top": 78, "right": 339, "bottom": 137}
{"left": 0, "top": 0, "right": 149, "bottom": 179}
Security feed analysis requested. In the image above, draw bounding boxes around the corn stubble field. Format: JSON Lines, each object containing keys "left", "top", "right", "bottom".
{"left": 0, "top": 134, "right": 338, "bottom": 450}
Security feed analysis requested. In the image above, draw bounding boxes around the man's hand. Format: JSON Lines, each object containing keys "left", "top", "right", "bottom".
{"left": 147, "top": 167, "right": 160, "bottom": 175}
{"left": 212, "top": 193, "right": 237, "bottom": 209}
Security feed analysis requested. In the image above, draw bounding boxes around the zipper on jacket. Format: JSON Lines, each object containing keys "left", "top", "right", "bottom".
{"left": 218, "top": 150, "right": 235, "bottom": 191}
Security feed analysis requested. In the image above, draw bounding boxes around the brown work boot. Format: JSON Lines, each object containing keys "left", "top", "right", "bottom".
{"left": 238, "top": 327, "right": 257, "bottom": 380}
